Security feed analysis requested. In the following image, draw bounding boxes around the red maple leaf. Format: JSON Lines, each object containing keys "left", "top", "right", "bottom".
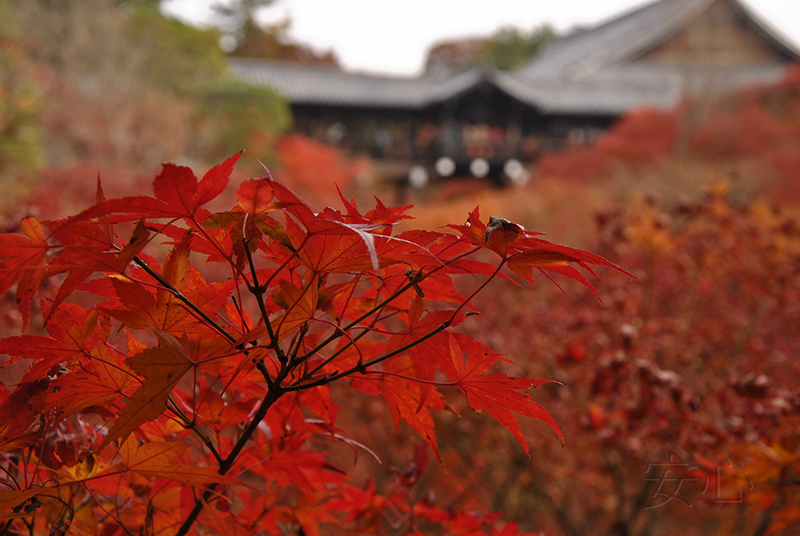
{"left": 0, "top": 217, "right": 49, "bottom": 329}
{"left": 449, "top": 208, "right": 634, "bottom": 298}
{"left": 444, "top": 333, "right": 563, "bottom": 453}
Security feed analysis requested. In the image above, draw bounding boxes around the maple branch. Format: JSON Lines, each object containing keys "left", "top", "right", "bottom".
{"left": 292, "top": 246, "right": 478, "bottom": 375}
{"left": 284, "top": 319, "right": 451, "bottom": 391}
{"left": 167, "top": 397, "right": 224, "bottom": 466}
{"left": 174, "top": 364, "right": 290, "bottom": 536}
{"left": 242, "top": 236, "right": 287, "bottom": 364}
{"left": 295, "top": 256, "right": 501, "bottom": 388}
{"left": 296, "top": 317, "right": 370, "bottom": 381}
{"left": 132, "top": 256, "right": 274, "bottom": 384}
{"left": 287, "top": 259, "right": 505, "bottom": 392}
{"left": 133, "top": 256, "right": 236, "bottom": 343}
{"left": 229, "top": 295, "right": 250, "bottom": 332}
{"left": 296, "top": 274, "right": 425, "bottom": 364}
{"left": 0, "top": 459, "right": 20, "bottom": 491}
{"left": 286, "top": 322, "right": 309, "bottom": 363}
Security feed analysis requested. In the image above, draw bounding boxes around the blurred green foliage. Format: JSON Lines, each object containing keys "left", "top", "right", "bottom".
{"left": 125, "top": 1, "right": 229, "bottom": 91}
{"left": 483, "top": 25, "right": 557, "bottom": 70}
{"left": 0, "top": 0, "right": 44, "bottom": 212}
{"left": 424, "top": 24, "right": 557, "bottom": 75}
{"left": 195, "top": 80, "right": 291, "bottom": 167}
{"left": 126, "top": 0, "right": 291, "bottom": 159}
{"left": 126, "top": 0, "right": 292, "bottom": 163}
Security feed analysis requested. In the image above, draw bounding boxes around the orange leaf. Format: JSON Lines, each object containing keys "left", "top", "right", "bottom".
{"left": 271, "top": 279, "right": 318, "bottom": 342}
{"left": 236, "top": 178, "right": 275, "bottom": 215}
{"left": 100, "top": 343, "right": 193, "bottom": 448}
{"left": 119, "top": 437, "right": 238, "bottom": 486}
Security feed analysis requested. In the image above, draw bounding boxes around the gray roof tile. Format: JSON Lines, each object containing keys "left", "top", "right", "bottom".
{"left": 228, "top": 57, "right": 483, "bottom": 109}
{"left": 515, "top": 0, "right": 798, "bottom": 79}
{"left": 228, "top": 0, "right": 798, "bottom": 116}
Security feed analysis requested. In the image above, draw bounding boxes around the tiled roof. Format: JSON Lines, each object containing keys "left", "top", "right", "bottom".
{"left": 228, "top": 0, "right": 798, "bottom": 116}
{"left": 515, "top": 0, "right": 798, "bottom": 79}
{"left": 516, "top": 0, "right": 712, "bottom": 78}
{"left": 496, "top": 68, "right": 683, "bottom": 115}
{"left": 228, "top": 57, "right": 484, "bottom": 109}
{"left": 498, "top": 62, "right": 788, "bottom": 115}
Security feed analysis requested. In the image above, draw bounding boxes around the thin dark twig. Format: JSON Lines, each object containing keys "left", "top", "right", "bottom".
{"left": 133, "top": 255, "right": 273, "bottom": 384}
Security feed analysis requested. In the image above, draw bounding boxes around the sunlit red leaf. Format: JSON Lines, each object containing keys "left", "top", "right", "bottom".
{"left": 67, "top": 156, "right": 241, "bottom": 224}
{"left": 196, "top": 152, "right": 242, "bottom": 208}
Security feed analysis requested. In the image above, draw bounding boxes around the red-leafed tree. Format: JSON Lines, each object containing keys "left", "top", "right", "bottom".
{"left": 0, "top": 154, "right": 629, "bottom": 535}
{"left": 429, "top": 188, "right": 800, "bottom": 536}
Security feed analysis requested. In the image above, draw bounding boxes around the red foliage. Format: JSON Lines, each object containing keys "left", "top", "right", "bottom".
{"left": 537, "top": 108, "right": 680, "bottom": 182}
{"left": 433, "top": 191, "right": 800, "bottom": 535}
{"left": 596, "top": 108, "right": 680, "bottom": 161}
{"left": 536, "top": 65, "right": 800, "bottom": 203}
{"left": 273, "top": 134, "right": 369, "bottom": 205}
{"left": 0, "top": 156, "right": 625, "bottom": 535}
{"left": 691, "top": 103, "right": 785, "bottom": 158}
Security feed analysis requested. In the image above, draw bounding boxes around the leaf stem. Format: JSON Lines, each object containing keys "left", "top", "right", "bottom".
{"left": 286, "top": 256, "right": 504, "bottom": 391}
{"left": 449, "top": 258, "right": 507, "bottom": 322}
{"left": 359, "top": 369, "right": 457, "bottom": 387}
{"left": 299, "top": 320, "right": 371, "bottom": 381}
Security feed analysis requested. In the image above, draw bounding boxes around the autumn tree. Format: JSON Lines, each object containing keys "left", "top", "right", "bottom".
{"left": 429, "top": 188, "right": 800, "bottom": 536}
{"left": 0, "top": 154, "right": 629, "bottom": 535}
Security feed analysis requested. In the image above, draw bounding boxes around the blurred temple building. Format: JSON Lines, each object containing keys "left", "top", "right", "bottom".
{"left": 229, "top": 0, "right": 799, "bottom": 185}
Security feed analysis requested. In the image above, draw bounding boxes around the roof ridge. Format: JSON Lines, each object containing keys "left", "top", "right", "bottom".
{"left": 727, "top": 0, "right": 800, "bottom": 58}
{"left": 515, "top": 0, "right": 717, "bottom": 78}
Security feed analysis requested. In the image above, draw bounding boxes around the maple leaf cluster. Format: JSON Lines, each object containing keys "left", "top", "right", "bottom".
{"left": 0, "top": 154, "right": 627, "bottom": 535}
